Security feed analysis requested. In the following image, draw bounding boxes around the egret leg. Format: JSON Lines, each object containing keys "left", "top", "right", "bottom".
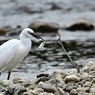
{"left": 0, "top": 73, "right": 1, "bottom": 77}
{"left": 7, "top": 71, "right": 11, "bottom": 80}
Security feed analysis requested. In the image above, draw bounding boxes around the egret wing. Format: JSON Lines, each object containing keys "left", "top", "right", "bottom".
{"left": 0, "top": 39, "right": 20, "bottom": 72}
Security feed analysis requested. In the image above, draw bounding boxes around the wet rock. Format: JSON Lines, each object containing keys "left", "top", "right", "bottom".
{"left": 65, "top": 75, "right": 80, "bottom": 83}
{"left": 50, "top": 2, "right": 62, "bottom": 10}
{"left": 0, "top": 29, "right": 6, "bottom": 35}
{"left": 16, "top": 6, "right": 43, "bottom": 14}
{"left": 1, "top": 25, "right": 22, "bottom": 36}
{"left": 37, "top": 73, "right": 49, "bottom": 78}
{"left": 8, "top": 25, "right": 22, "bottom": 36}
{"left": 1, "top": 25, "right": 13, "bottom": 32}
{"left": 28, "top": 20, "right": 59, "bottom": 32}
{"left": 63, "top": 18, "right": 94, "bottom": 31}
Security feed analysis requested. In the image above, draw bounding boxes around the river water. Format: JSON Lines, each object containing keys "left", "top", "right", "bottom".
{"left": 0, "top": 0, "right": 95, "bottom": 80}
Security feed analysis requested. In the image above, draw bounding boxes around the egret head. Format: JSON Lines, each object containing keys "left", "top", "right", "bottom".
{"left": 20, "top": 28, "right": 43, "bottom": 41}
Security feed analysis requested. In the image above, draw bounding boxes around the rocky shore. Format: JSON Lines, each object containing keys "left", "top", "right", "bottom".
{"left": 0, "top": 59, "right": 95, "bottom": 95}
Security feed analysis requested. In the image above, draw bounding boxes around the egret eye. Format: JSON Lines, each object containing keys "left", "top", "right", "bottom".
{"left": 28, "top": 31, "right": 33, "bottom": 35}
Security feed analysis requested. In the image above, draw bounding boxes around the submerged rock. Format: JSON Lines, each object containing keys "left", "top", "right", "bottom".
{"left": 63, "top": 18, "right": 94, "bottom": 31}
{"left": 0, "top": 29, "right": 6, "bottom": 35}
{"left": 28, "top": 20, "right": 59, "bottom": 32}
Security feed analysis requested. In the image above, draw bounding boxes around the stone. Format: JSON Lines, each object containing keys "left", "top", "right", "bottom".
{"left": 0, "top": 86, "right": 6, "bottom": 92}
{"left": 57, "top": 87, "right": 65, "bottom": 94}
{"left": 14, "top": 88, "right": 27, "bottom": 95}
{"left": 50, "top": 2, "right": 62, "bottom": 10}
{"left": 34, "top": 88, "right": 44, "bottom": 94}
{"left": 70, "top": 89, "right": 78, "bottom": 95}
{"left": 39, "top": 92, "right": 54, "bottom": 95}
{"left": 37, "top": 73, "right": 49, "bottom": 78}
{"left": 83, "top": 81, "right": 92, "bottom": 87}
{"left": 90, "top": 88, "right": 95, "bottom": 94}
{"left": 38, "top": 82, "right": 58, "bottom": 93}
{"left": 48, "top": 78, "right": 58, "bottom": 84}
{"left": 51, "top": 70, "right": 66, "bottom": 83}
{"left": 76, "top": 87, "right": 85, "bottom": 93}
{"left": 83, "top": 93, "right": 92, "bottom": 95}
{"left": 0, "top": 92, "right": 4, "bottom": 95}
{"left": 65, "top": 75, "right": 80, "bottom": 82}
{"left": 28, "top": 20, "right": 59, "bottom": 32}
{"left": 13, "top": 78, "right": 24, "bottom": 84}
{"left": 8, "top": 82, "right": 16, "bottom": 94}
{"left": 65, "top": 85, "right": 75, "bottom": 92}
{"left": 63, "top": 18, "right": 94, "bottom": 31}
{"left": 36, "top": 77, "right": 49, "bottom": 84}
{"left": 1, "top": 80, "right": 10, "bottom": 86}
{"left": 0, "top": 29, "right": 6, "bottom": 35}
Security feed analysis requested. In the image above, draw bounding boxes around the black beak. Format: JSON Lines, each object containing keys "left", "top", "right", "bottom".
{"left": 32, "top": 33, "right": 44, "bottom": 42}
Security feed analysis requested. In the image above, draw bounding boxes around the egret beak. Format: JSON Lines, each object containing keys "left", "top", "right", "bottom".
{"left": 32, "top": 33, "right": 44, "bottom": 42}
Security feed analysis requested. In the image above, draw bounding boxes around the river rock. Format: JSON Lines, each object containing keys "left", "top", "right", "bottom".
{"left": 63, "top": 18, "right": 94, "bottom": 31}
{"left": 83, "top": 93, "right": 93, "bottom": 95}
{"left": 0, "top": 29, "right": 6, "bottom": 35}
{"left": 16, "top": 6, "right": 43, "bottom": 14}
{"left": 39, "top": 92, "right": 54, "bottom": 95}
{"left": 34, "top": 88, "right": 44, "bottom": 94}
{"left": 2, "top": 80, "right": 10, "bottom": 86}
{"left": 50, "top": 2, "right": 62, "bottom": 10}
{"left": 28, "top": 20, "right": 59, "bottom": 32}
{"left": 13, "top": 77, "right": 24, "bottom": 84}
{"left": 0, "top": 92, "right": 4, "bottom": 95}
{"left": 38, "top": 82, "right": 58, "bottom": 93}
{"left": 76, "top": 87, "right": 85, "bottom": 93}
{"left": 50, "top": 70, "right": 66, "bottom": 83}
{"left": 82, "top": 59, "right": 95, "bottom": 73}
{"left": 90, "top": 87, "right": 95, "bottom": 94}
{"left": 70, "top": 89, "right": 78, "bottom": 95}
{"left": 13, "top": 88, "right": 27, "bottom": 95}
{"left": 83, "top": 81, "right": 92, "bottom": 87}
{"left": 65, "top": 75, "right": 80, "bottom": 82}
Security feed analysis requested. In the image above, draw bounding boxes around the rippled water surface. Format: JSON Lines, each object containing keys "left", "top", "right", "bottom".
{"left": 0, "top": 0, "right": 95, "bottom": 80}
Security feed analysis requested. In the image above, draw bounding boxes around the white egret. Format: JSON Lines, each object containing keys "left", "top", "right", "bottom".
{"left": 0, "top": 28, "right": 44, "bottom": 80}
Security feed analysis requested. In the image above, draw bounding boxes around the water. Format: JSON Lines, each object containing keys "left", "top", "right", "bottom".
{"left": 0, "top": 0, "right": 95, "bottom": 80}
